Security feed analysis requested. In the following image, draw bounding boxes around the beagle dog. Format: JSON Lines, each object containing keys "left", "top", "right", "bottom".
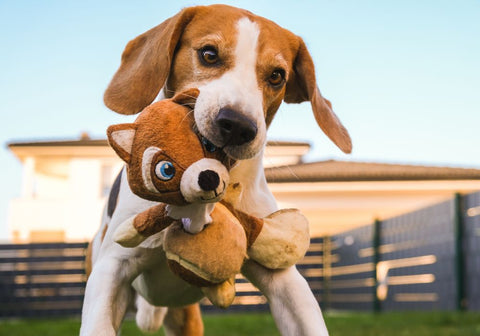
{"left": 81, "top": 4, "right": 351, "bottom": 336}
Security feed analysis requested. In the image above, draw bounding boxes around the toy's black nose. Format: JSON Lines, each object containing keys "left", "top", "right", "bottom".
{"left": 198, "top": 170, "right": 220, "bottom": 191}
{"left": 215, "top": 108, "right": 257, "bottom": 146}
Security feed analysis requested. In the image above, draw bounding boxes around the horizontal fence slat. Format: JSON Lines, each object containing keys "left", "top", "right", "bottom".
{"left": 0, "top": 268, "right": 85, "bottom": 276}
{"left": 0, "top": 295, "right": 85, "bottom": 303}
{"left": 0, "top": 255, "right": 86, "bottom": 263}
{"left": 1, "top": 281, "right": 86, "bottom": 290}
{"left": 0, "top": 242, "right": 88, "bottom": 250}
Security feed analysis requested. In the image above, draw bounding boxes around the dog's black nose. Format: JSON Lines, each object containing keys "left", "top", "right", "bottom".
{"left": 215, "top": 108, "right": 257, "bottom": 146}
{"left": 198, "top": 170, "right": 220, "bottom": 191}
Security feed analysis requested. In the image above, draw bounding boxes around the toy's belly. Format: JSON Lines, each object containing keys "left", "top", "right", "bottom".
{"left": 132, "top": 252, "right": 204, "bottom": 307}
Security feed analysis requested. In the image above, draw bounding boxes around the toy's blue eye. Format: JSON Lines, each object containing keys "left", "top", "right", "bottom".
{"left": 201, "top": 137, "right": 217, "bottom": 152}
{"left": 155, "top": 161, "right": 176, "bottom": 181}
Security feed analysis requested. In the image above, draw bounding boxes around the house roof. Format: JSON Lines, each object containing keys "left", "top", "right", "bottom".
{"left": 9, "top": 136, "right": 480, "bottom": 182}
{"left": 7, "top": 137, "right": 310, "bottom": 149}
{"left": 265, "top": 160, "right": 480, "bottom": 183}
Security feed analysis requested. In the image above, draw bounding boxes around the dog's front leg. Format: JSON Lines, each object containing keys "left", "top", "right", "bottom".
{"left": 80, "top": 254, "right": 137, "bottom": 336}
{"left": 242, "top": 260, "right": 329, "bottom": 336}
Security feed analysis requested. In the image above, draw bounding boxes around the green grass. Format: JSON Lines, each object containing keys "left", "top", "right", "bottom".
{"left": 0, "top": 312, "right": 479, "bottom": 335}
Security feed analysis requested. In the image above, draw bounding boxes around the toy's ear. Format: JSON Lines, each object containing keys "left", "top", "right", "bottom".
{"left": 107, "top": 123, "right": 138, "bottom": 163}
{"left": 172, "top": 88, "right": 200, "bottom": 108}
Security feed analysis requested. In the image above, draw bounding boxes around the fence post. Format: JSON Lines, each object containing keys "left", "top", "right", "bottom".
{"left": 322, "top": 235, "right": 331, "bottom": 311}
{"left": 373, "top": 219, "right": 382, "bottom": 313}
{"left": 454, "top": 193, "right": 467, "bottom": 310}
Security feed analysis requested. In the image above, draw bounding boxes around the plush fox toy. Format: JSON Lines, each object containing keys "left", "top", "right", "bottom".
{"left": 107, "top": 89, "right": 310, "bottom": 308}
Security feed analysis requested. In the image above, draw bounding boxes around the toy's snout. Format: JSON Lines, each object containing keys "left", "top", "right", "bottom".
{"left": 198, "top": 170, "right": 221, "bottom": 192}
{"left": 180, "top": 158, "right": 229, "bottom": 203}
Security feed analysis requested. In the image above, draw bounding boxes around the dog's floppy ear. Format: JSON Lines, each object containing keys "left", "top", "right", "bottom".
{"left": 285, "top": 38, "right": 352, "bottom": 154}
{"left": 104, "top": 7, "right": 197, "bottom": 115}
{"left": 107, "top": 123, "right": 138, "bottom": 163}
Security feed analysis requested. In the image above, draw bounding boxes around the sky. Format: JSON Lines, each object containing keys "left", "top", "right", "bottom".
{"left": 0, "top": 0, "right": 479, "bottom": 240}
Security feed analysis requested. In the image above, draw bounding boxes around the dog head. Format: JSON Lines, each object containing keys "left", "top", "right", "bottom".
{"left": 104, "top": 4, "right": 352, "bottom": 160}
{"left": 107, "top": 89, "right": 230, "bottom": 205}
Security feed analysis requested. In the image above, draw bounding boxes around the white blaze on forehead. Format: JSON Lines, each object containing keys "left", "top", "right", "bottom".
{"left": 226, "top": 18, "right": 263, "bottom": 119}
{"left": 194, "top": 17, "right": 267, "bottom": 159}
{"left": 234, "top": 17, "right": 260, "bottom": 92}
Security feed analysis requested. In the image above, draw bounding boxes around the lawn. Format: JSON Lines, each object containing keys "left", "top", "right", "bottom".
{"left": 0, "top": 311, "right": 479, "bottom": 335}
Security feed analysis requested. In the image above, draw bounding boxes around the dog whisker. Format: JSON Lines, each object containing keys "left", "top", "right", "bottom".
{"left": 176, "top": 109, "right": 196, "bottom": 133}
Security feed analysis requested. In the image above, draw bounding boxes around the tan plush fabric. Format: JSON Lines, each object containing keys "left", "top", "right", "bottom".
{"left": 249, "top": 208, "right": 310, "bottom": 269}
{"left": 164, "top": 203, "right": 247, "bottom": 286}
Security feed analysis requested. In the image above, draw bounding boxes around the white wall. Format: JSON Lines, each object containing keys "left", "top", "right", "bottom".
{"left": 8, "top": 156, "right": 123, "bottom": 242}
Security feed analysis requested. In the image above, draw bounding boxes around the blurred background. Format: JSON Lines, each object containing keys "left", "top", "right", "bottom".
{"left": 1, "top": 0, "right": 479, "bottom": 241}
{"left": 0, "top": 0, "right": 479, "bottom": 333}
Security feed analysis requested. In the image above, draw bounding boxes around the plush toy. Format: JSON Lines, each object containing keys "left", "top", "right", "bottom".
{"left": 107, "top": 89, "right": 310, "bottom": 308}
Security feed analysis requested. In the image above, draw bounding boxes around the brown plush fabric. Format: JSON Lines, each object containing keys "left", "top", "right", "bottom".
{"left": 167, "top": 259, "right": 216, "bottom": 287}
{"left": 107, "top": 88, "right": 228, "bottom": 205}
{"left": 133, "top": 203, "right": 175, "bottom": 236}
{"left": 164, "top": 203, "right": 247, "bottom": 286}
{"left": 221, "top": 201, "right": 264, "bottom": 248}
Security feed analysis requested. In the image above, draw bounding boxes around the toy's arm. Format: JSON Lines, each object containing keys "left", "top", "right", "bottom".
{"left": 220, "top": 201, "right": 264, "bottom": 247}
{"left": 114, "top": 203, "right": 175, "bottom": 247}
{"left": 222, "top": 201, "right": 310, "bottom": 270}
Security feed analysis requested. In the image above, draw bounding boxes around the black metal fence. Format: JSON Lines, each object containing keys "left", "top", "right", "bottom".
{"left": 463, "top": 192, "right": 480, "bottom": 311}
{"left": 0, "top": 242, "right": 87, "bottom": 317}
{"left": 323, "top": 192, "right": 480, "bottom": 312}
{"left": 1, "top": 192, "right": 479, "bottom": 317}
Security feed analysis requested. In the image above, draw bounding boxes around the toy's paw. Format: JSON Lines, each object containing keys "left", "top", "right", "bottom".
{"left": 201, "top": 276, "right": 236, "bottom": 309}
{"left": 249, "top": 209, "right": 310, "bottom": 269}
{"left": 114, "top": 216, "right": 146, "bottom": 248}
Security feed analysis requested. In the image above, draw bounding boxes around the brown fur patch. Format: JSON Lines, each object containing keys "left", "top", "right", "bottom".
{"left": 104, "top": 4, "right": 351, "bottom": 153}
{"left": 101, "top": 224, "right": 108, "bottom": 242}
{"left": 164, "top": 304, "right": 204, "bottom": 336}
{"left": 85, "top": 241, "right": 93, "bottom": 279}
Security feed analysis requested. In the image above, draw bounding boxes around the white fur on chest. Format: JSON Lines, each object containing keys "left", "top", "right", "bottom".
{"left": 229, "top": 154, "right": 278, "bottom": 217}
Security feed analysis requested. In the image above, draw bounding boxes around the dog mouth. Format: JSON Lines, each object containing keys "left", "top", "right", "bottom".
{"left": 201, "top": 134, "right": 262, "bottom": 161}
{"left": 195, "top": 109, "right": 263, "bottom": 160}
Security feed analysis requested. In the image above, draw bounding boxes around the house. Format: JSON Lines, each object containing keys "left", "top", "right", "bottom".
{"left": 7, "top": 134, "right": 480, "bottom": 242}
{"left": 6, "top": 135, "right": 309, "bottom": 242}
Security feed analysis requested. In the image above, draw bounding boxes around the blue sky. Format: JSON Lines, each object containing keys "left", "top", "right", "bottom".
{"left": 0, "top": 0, "right": 479, "bottom": 240}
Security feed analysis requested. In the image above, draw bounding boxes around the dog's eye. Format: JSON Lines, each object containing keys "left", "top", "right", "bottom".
{"left": 268, "top": 69, "right": 285, "bottom": 87}
{"left": 199, "top": 46, "right": 219, "bottom": 65}
{"left": 155, "top": 161, "right": 176, "bottom": 181}
{"left": 201, "top": 137, "right": 217, "bottom": 152}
